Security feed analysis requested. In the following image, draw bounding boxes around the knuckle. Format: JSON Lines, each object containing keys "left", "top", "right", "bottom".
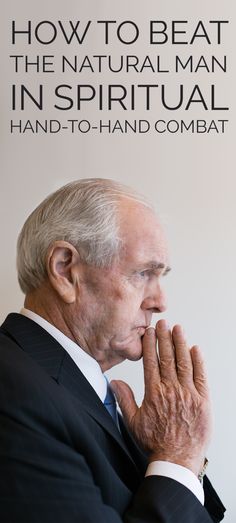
{"left": 160, "top": 355, "right": 174, "bottom": 369}
{"left": 177, "top": 361, "right": 192, "bottom": 375}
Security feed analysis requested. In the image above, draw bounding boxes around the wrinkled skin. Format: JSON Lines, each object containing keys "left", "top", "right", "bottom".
{"left": 25, "top": 198, "right": 212, "bottom": 476}
{"left": 112, "top": 320, "right": 212, "bottom": 476}
{"left": 25, "top": 200, "right": 169, "bottom": 370}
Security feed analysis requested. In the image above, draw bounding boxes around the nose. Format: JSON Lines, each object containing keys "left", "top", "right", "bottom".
{"left": 141, "top": 282, "right": 167, "bottom": 314}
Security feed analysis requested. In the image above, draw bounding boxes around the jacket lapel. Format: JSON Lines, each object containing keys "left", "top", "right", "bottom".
{"left": 56, "top": 349, "right": 137, "bottom": 460}
{"left": 1, "top": 313, "right": 142, "bottom": 474}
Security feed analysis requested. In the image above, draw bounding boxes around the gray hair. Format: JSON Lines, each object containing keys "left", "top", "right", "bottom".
{"left": 17, "top": 178, "right": 151, "bottom": 294}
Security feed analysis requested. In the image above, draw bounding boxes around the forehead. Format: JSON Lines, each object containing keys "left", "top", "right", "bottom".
{"left": 117, "top": 199, "right": 169, "bottom": 268}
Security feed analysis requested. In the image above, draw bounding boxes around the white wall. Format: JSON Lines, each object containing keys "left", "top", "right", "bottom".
{"left": 1, "top": 1, "right": 235, "bottom": 520}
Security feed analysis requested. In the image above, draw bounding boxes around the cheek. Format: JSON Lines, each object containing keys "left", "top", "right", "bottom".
{"left": 109, "top": 293, "right": 143, "bottom": 326}
{"left": 81, "top": 274, "right": 144, "bottom": 328}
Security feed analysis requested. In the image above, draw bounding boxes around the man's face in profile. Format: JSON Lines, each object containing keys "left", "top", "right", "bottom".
{"left": 74, "top": 200, "right": 170, "bottom": 371}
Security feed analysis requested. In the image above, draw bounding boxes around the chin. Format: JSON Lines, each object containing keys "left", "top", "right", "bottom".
{"left": 123, "top": 339, "right": 143, "bottom": 362}
{"left": 109, "top": 331, "right": 143, "bottom": 361}
{"left": 104, "top": 338, "right": 143, "bottom": 370}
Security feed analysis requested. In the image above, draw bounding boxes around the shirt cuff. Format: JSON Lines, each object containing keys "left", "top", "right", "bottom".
{"left": 145, "top": 461, "right": 204, "bottom": 505}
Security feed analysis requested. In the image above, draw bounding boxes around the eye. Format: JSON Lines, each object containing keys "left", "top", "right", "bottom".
{"left": 139, "top": 270, "right": 150, "bottom": 278}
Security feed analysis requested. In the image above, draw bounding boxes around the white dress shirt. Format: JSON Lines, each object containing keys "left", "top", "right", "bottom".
{"left": 20, "top": 308, "right": 204, "bottom": 505}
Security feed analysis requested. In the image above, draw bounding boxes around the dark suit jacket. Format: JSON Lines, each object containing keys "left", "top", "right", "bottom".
{"left": 0, "top": 313, "right": 225, "bottom": 523}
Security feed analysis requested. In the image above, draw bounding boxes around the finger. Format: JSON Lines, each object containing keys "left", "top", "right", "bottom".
{"left": 142, "top": 328, "right": 161, "bottom": 392}
{"left": 110, "top": 380, "right": 138, "bottom": 426}
{"left": 190, "top": 345, "right": 209, "bottom": 398}
{"left": 172, "top": 325, "right": 194, "bottom": 386}
{"left": 156, "top": 319, "right": 177, "bottom": 382}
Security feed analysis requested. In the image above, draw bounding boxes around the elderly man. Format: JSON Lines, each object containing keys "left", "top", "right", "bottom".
{"left": 0, "top": 179, "right": 225, "bottom": 522}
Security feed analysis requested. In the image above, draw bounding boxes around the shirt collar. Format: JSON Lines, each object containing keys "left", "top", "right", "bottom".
{"left": 20, "top": 308, "right": 107, "bottom": 402}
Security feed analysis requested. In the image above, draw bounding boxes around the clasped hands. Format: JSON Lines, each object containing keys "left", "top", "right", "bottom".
{"left": 111, "top": 320, "right": 212, "bottom": 477}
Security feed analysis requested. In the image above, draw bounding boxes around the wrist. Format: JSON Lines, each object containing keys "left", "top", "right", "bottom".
{"left": 148, "top": 453, "right": 205, "bottom": 477}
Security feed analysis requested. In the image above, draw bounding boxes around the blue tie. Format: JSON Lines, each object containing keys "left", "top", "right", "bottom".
{"left": 104, "top": 382, "right": 119, "bottom": 427}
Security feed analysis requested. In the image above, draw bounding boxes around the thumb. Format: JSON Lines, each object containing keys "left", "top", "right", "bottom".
{"left": 110, "top": 379, "right": 138, "bottom": 426}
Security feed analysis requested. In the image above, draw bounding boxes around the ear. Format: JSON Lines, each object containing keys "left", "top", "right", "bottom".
{"left": 46, "top": 241, "right": 81, "bottom": 304}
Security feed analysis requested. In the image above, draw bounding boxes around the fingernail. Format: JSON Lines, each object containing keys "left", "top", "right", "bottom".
{"left": 174, "top": 325, "right": 184, "bottom": 336}
{"left": 157, "top": 319, "right": 168, "bottom": 331}
{"left": 145, "top": 327, "right": 155, "bottom": 337}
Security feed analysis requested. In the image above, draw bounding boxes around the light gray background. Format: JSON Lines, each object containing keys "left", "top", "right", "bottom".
{"left": 1, "top": 1, "right": 235, "bottom": 521}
